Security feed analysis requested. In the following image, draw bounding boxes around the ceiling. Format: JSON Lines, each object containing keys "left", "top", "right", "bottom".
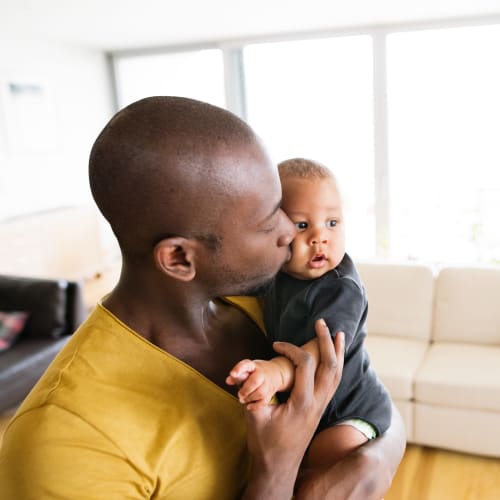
{"left": 1, "top": 0, "right": 500, "bottom": 52}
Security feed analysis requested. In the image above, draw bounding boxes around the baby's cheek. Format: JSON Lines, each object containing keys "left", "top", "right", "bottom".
{"left": 290, "top": 236, "right": 306, "bottom": 255}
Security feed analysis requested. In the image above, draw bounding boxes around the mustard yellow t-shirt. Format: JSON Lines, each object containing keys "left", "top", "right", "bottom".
{"left": 0, "top": 297, "right": 263, "bottom": 499}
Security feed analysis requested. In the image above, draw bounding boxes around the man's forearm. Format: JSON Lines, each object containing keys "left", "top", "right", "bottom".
{"left": 242, "top": 461, "right": 299, "bottom": 500}
{"left": 295, "top": 403, "right": 406, "bottom": 500}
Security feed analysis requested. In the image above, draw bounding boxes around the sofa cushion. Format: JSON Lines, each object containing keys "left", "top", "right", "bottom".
{"left": 415, "top": 342, "right": 500, "bottom": 412}
{"left": 391, "top": 399, "right": 414, "bottom": 442}
{"left": 364, "top": 335, "right": 428, "bottom": 400}
{"left": 414, "top": 403, "right": 500, "bottom": 457}
{"left": 357, "top": 262, "right": 434, "bottom": 341}
{"left": 0, "top": 275, "right": 68, "bottom": 338}
{"left": 0, "top": 311, "right": 29, "bottom": 352}
{"left": 432, "top": 266, "right": 500, "bottom": 344}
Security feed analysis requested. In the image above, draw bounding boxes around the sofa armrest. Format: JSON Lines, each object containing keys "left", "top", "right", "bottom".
{"left": 65, "top": 281, "right": 87, "bottom": 335}
{"left": 0, "top": 275, "right": 87, "bottom": 339}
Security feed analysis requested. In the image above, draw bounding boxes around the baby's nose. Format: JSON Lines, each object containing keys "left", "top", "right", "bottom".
{"left": 310, "top": 232, "right": 328, "bottom": 245}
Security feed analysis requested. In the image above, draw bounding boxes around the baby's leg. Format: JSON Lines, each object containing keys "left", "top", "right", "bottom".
{"left": 304, "top": 419, "right": 375, "bottom": 467}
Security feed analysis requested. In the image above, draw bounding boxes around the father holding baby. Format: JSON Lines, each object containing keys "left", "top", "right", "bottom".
{"left": 0, "top": 96, "right": 405, "bottom": 499}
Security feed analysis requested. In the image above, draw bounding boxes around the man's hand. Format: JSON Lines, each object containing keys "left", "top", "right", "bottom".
{"left": 241, "top": 319, "right": 345, "bottom": 499}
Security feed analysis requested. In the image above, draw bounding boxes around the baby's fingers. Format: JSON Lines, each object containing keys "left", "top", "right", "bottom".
{"left": 226, "top": 359, "right": 256, "bottom": 386}
{"left": 238, "top": 375, "right": 265, "bottom": 400}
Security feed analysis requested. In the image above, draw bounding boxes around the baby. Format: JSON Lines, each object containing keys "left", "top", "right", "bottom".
{"left": 227, "top": 158, "right": 392, "bottom": 466}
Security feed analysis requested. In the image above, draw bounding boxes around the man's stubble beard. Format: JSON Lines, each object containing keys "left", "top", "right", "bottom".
{"left": 237, "top": 274, "right": 277, "bottom": 298}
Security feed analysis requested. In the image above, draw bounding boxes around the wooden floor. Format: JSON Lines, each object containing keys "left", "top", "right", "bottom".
{"left": 1, "top": 410, "right": 500, "bottom": 499}
{"left": 386, "top": 444, "right": 500, "bottom": 500}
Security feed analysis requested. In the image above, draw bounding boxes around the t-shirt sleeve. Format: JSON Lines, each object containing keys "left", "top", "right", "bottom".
{"left": 306, "top": 276, "right": 366, "bottom": 353}
{"left": 0, "top": 406, "right": 152, "bottom": 499}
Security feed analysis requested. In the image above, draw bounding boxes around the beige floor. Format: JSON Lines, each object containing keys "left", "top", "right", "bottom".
{"left": 1, "top": 409, "right": 500, "bottom": 499}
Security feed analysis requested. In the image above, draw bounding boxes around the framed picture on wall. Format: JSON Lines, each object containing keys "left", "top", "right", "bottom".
{"left": 0, "top": 78, "right": 58, "bottom": 153}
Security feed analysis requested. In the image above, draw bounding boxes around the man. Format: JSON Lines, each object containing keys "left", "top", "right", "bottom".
{"left": 0, "top": 97, "right": 405, "bottom": 499}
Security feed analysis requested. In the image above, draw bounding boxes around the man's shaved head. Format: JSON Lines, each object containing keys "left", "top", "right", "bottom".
{"left": 89, "top": 96, "right": 263, "bottom": 258}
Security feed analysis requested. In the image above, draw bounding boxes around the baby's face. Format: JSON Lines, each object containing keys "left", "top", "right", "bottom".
{"left": 281, "top": 176, "right": 345, "bottom": 280}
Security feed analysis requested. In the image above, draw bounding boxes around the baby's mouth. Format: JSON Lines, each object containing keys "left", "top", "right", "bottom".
{"left": 309, "top": 253, "right": 327, "bottom": 268}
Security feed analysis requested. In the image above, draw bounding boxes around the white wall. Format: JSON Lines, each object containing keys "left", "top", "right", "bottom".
{"left": 0, "top": 39, "right": 113, "bottom": 220}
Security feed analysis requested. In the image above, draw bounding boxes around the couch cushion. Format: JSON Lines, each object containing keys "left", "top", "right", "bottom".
{"left": 415, "top": 342, "right": 500, "bottom": 412}
{"left": 364, "top": 335, "right": 428, "bottom": 400}
{"left": 392, "top": 399, "right": 414, "bottom": 442}
{"left": 414, "top": 403, "right": 500, "bottom": 458}
{"left": 0, "top": 311, "right": 29, "bottom": 352}
{"left": 433, "top": 266, "right": 500, "bottom": 344}
{"left": 357, "top": 262, "right": 435, "bottom": 341}
{"left": 0, "top": 275, "right": 68, "bottom": 338}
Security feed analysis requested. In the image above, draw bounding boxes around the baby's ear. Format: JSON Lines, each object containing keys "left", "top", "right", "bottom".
{"left": 154, "top": 237, "right": 197, "bottom": 281}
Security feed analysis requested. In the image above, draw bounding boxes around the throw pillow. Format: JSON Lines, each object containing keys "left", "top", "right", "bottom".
{"left": 0, "top": 275, "right": 68, "bottom": 338}
{"left": 0, "top": 310, "right": 29, "bottom": 353}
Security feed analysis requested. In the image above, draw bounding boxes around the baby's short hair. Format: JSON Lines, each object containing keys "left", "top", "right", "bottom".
{"left": 278, "top": 158, "right": 334, "bottom": 181}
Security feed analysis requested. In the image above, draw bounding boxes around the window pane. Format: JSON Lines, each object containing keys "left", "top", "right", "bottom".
{"left": 387, "top": 25, "right": 500, "bottom": 265}
{"left": 114, "top": 49, "right": 225, "bottom": 109}
{"left": 244, "top": 36, "right": 375, "bottom": 259}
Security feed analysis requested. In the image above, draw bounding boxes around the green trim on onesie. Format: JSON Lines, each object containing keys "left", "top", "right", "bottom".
{"left": 337, "top": 418, "right": 377, "bottom": 440}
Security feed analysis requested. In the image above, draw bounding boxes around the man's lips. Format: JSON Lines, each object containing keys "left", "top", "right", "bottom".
{"left": 309, "top": 253, "right": 328, "bottom": 269}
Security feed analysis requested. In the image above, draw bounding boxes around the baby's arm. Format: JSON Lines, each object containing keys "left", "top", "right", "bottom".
{"left": 226, "top": 339, "right": 322, "bottom": 410}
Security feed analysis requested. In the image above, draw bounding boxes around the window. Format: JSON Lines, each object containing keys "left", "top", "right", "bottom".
{"left": 244, "top": 36, "right": 375, "bottom": 259}
{"left": 387, "top": 25, "right": 500, "bottom": 265}
{"left": 114, "top": 49, "right": 225, "bottom": 109}
{"left": 111, "top": 21, "right": 500, "bottom": 267}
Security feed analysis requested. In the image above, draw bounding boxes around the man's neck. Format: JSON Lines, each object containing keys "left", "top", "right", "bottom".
{"left": 103, "top": 273, "right": 272, "bottom": 393}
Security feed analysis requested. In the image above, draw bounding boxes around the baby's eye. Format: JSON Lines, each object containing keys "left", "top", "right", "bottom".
{"left": 295, "top": 221, "right": 308, "bottom": 231}
{"left": 327, "top": 219, "right": 337, "bottom": 228}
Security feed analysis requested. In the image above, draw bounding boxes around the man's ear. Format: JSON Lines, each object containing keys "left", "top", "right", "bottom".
{"left": 154, "top": 237, "right": 198, "bottom": 282}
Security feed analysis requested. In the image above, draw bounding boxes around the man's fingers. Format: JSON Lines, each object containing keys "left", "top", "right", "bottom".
{"left": 273, "top": 341, "right": 315, "bottom": 406}
{"left": 245, "top": 399, "right": 269, "bottom": 411}
{"left": 242, "top": 396, "right": 273, "bottom": 426}
{"left": 314, "top": 319, "right": 345, "bottom": 400}
{"left": 239, "top": 386, "right": 267, "bottom": 406}
{"left": 333, "top": 331, "right": 345, "bottom": 371}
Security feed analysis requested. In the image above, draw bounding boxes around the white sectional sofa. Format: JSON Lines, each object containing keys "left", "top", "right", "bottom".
{"left": 357, "top": 261, "right": 500, "bottom": 457}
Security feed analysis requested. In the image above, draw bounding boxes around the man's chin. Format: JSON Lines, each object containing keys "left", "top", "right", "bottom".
{"left": 238, "top": 275, "right": 276, "bottom": 297}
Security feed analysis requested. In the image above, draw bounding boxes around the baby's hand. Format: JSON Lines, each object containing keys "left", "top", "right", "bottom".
{"left": 227, "top": 359, "right": 284, "bottom": 410}
{"left": 226, "top": 359, "right": 257, "bottom": 387}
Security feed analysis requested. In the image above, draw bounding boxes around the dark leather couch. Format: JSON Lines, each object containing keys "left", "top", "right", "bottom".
{"left": 0, "top": 275, "right": 87, "bottom": 412}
